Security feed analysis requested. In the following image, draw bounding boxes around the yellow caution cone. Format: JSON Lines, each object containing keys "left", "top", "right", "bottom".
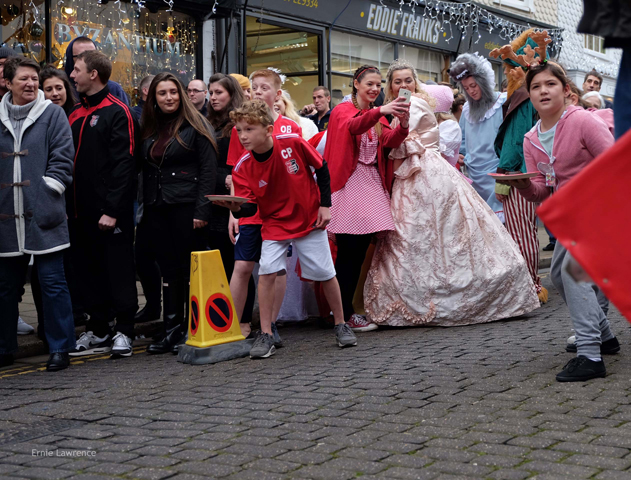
{"left": 178, "top": 250, "right": 253, "bottom": 364}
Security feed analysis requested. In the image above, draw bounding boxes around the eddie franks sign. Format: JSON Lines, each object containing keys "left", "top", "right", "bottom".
{"left": 364, "top": 3, "right": 441, "bottom": 44}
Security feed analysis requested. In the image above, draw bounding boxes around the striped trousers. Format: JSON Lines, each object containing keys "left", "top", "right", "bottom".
{"left": 502, "top": 187, "right": 542, "bottom": 292}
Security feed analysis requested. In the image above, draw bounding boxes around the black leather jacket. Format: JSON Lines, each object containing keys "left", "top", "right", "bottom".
{"left": 141, "top": 121, "right": 217, "bottom": 221}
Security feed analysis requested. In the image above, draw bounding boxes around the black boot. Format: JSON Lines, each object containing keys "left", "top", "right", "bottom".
{"left": 46, "top": 352, "right": 69, "bottom": 372}
{"left": 0, "top": 354, "right": 14, "bottom": 368}
{"left": 147, "top": 282, "right": 184, "bottom": 355}
{"left": 135, "top": 303, "right": 161, "bottom": 323}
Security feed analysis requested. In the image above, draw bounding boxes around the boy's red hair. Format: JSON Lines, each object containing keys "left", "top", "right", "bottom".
{"left": 250, "top": 69, "right": 282, "bottom": 91}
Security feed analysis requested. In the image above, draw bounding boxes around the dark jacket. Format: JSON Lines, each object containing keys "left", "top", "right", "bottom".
{"left": 0, "top": 92, "right": 75, "bottom": 256}
{"left": 141, "top": 121, "right": 217, "bottom": 222}
{"left": 578, "top": 0, "right": 631, "bottom": 49}
{"left": 306, "top": 109, "right": 331, "bottom": 132}
{"left": 495, "top": 86, "right": 538, "bottom": 173}
{"left": 199, "top": 100, "right": 208, "bottom": 118}
{"left": 64, "top": 38, "right": 130, "bottom": 106}
{"left": 131, "top": 98, "right": 144, "bottom": 123}
{"left": 68, "top": 86, "right": 138, "bottom": 221}
{"left": 209, "top": 121, "right": 232, "bottom": 232}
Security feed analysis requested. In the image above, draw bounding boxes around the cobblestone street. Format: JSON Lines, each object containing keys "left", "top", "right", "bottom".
{"left": 2, "top": 273, "right": 631, "bottom": 480}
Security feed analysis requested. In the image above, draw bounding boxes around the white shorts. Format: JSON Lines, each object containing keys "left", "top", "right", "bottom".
{"left": 259, "top": 229, "right": 336, "bottom": 281}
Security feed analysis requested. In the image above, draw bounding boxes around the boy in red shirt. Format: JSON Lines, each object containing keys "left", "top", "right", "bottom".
{"left": 226, "top": 69, "right": 301, "bottom": 344}
{"left": 215, "top": 100, "right": 357, "bottom": 358}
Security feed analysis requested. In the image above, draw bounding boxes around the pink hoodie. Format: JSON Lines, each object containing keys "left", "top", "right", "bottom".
{"left": 590, "top": 108, "right": 615, "bottom": 136}
{"left": 518, "top": 106, "right": 614, "bottom": 203}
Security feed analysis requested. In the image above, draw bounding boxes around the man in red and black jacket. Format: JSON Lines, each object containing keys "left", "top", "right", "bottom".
{"left": 67, "top": 50, "right": 139, "bottom": 359}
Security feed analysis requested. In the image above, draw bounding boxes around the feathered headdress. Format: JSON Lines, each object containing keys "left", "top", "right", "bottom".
{"left": 267, "top": 67, "right": 286, "bottom": 85}
{"left": 489, "top": 29, "right": 551, "bottom": 98}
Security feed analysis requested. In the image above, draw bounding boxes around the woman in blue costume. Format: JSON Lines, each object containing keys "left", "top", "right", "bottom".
{"left": 450, "top": 53, "right": 507, "bottom": 222}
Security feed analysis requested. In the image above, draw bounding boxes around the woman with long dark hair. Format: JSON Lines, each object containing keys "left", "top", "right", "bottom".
{"left": 206, "top": 73, "right": 256, "bottom": 336}
{"left": 39, "top": 67, "right": 77, "bottom": 116}
{"left": 138, "top": 72, "right": 217, "bottom": 354}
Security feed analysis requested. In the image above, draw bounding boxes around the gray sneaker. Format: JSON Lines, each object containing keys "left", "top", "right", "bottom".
{"left": 250, "top": 332, "right": 276, "bottom": 359}
{"left": 334, "top": 323, "right": 358, "bottom": 348}
{"left": 271, "top": 322, "right": 283, "bottom": 348}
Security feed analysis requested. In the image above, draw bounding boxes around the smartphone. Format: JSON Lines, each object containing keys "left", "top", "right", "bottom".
{"left": 398, "top": 88, "right": 411, "bottom": 104}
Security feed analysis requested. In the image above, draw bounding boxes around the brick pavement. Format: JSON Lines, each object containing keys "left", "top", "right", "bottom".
{"left": 2, "top": 273, "right": 631, "bottom": 480}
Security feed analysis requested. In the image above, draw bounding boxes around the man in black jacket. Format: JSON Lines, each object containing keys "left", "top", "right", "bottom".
{"left": 67, "top": 50, "right": 139, "bottom": 358}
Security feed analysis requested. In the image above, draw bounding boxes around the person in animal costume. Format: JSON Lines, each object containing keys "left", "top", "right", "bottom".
{"left": 449, "top": 52, "right": 506, "bottom": 221}
{"left": 491, "top": 29, "right": 551, "bottom": 304}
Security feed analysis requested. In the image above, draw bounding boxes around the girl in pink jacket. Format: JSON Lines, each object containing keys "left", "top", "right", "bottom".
{"left": 500, "top": 61, "right": 616, "bottom": 383}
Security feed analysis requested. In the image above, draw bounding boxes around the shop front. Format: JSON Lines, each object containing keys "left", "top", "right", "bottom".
{"left": 219, "top": 0, "right": 561, "bottom": 108}
{"left": 239, "top": 0, "right": 460, "bottom": 108}
{"left": 0, "top": 0, "right": 213, "bottom": 102}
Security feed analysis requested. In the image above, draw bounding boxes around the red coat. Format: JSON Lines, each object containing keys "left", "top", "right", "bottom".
{"left": 324, "top": 101, "right": 408, "bottom": 193}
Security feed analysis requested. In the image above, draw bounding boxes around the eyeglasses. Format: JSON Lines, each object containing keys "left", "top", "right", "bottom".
{"left": 187, "top": 89, "right": 205, "bottom": 94}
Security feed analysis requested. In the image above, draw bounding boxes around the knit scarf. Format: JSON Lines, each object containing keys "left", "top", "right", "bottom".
{"left": 5, "top": 93, "right": 36, "bottom": 139}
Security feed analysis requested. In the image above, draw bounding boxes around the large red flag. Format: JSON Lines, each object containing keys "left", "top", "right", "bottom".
{"left": 537, "top": 129, "right": 631, "bottom": 320}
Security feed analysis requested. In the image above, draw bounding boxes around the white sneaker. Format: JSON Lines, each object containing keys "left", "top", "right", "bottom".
{"left": 110, "top": 332, "right": 133, "bottom": 358}
{"left": 17, "top": 317, "right": 35, "bottom": 335}
{"left": 69, "top": 331, "right": 112, "bottom": 356}
{"left": 346, "top": 314, "right": 378, "bottom": 332}
{"left": 567, "top": 335, "right": 576, "bottom": 346}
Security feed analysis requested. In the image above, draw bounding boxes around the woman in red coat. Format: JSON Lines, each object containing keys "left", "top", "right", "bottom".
{"left": 324, "top": 64, "right": 409, "bottom": 332}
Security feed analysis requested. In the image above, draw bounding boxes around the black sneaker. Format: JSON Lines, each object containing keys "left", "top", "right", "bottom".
{"left": 566, "top": 336, "right": 620, "bottom": 354}
{"left": 556, "top": 356, "right": 606, "bottom": 382}
{"left": 542, "top": 242, "right": 556, "bottom": 251}
{"left": 271, "top": 322, "right": 283, "bottom": 348}
{"left": 250, "top": 332, "right": 276, "bottom": 359}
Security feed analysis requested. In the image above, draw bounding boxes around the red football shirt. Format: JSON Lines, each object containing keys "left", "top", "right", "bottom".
{"left": 227, "top": 115, "right": 303, "bottom": 226}
{"left": 232, "top": 133, "right": 324, "bottom": 241}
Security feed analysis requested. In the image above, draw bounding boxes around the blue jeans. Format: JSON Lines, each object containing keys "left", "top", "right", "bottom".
{"left": 614, "top": 49, "right": 631, "bottom": 140}
{"left": 0, "top": 251, "right": 76, "bottom": 354}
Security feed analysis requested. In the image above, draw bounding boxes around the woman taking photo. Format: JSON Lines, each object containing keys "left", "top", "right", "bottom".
{"left": 501, "top": 61, "right": 616, "bottom": 382}
{"left": 324, "top": 64, "right": 410, "bottom": 332}
{"left": 0, "top": 57, "right": 76, "bottom": 371}
{"left": 364, "top": 59, "right": 539, "bottom": 328}
{"left": 40, "top": 67, "right": 77, "bottom": 116}
{"left": 139, "top": 72, "right": 217, "bottom": 354}
{"left": 206, "top": 72, "right": 255, "bottom": 337}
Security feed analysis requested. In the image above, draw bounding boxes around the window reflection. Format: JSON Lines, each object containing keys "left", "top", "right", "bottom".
{"left": 0, "top": 0, "right": 46, "bottom": 63}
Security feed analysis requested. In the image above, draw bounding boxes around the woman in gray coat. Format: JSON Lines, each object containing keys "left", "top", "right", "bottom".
{"left": 0, "top": 57, "right": 76, "bottom": 371}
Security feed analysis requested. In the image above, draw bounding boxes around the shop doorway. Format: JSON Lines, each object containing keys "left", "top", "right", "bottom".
{"left": 246, "top": 16, "right": 323, "bottom": 111}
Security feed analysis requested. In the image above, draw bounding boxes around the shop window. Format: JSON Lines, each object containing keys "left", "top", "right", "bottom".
{"left": 492, "top": 62, "right": 502, "bottom": 92}
{"left": 52, "top": 0, "right": 197, "bottom": 102}
{"left": 246, "top": 16, "right": 320, "bottom": 109}
{"left": 398, "top": 45, "right": 443, "bottom": 83}
{"left": 492, "top": 0, "right": 534, "bottom": 13}
{"left": 330, "top": 74, "right": 352, "bottom": 107}
{"left": 330, "top": 30, "right": 394, "bottom": 78}
{"left": 0, "top": 0, "right": 46, "bottom": 64}
{"left": 584, "top": 34, "right": 605, "bottom": 55}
